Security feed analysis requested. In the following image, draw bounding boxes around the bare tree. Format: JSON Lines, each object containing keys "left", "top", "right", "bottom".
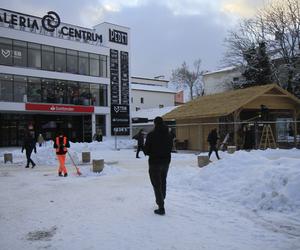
{"left": 223, "top": 0, "right": 300, "bottom": 94}
{"left": 171, "top": 59, "right": 204, "bottom": 100}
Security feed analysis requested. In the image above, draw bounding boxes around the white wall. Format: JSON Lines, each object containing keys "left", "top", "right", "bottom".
{"left": 203, "top": 69, "right": 242, "bottom": 95}
{"left": 131, "top": 89, "right": 175, "bottom": 111}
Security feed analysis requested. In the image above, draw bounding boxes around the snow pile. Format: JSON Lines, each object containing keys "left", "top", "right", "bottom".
{"left": 169, "top": 149, "right": 300, "bottom": 214}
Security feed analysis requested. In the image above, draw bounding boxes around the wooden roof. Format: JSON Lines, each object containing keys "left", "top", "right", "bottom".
{"left": 163, "top": 84, "right": 300, "bottom": 120}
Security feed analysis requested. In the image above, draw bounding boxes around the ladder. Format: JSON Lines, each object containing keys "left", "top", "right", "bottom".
{"left": 259, "top": 124, "right": 277, "bottom": 149}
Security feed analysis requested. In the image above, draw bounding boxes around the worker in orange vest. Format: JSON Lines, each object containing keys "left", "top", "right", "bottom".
{"left": 53, "top": 131, "right": 70, "bottom": 177}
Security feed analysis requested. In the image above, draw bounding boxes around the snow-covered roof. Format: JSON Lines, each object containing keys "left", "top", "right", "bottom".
{"left": 202, "top": 66, "right": 237, "bottom": 76}
{"left": 131, "top": 83, "right": 177, "bottom": 94}
{"left": 132, "top": 106, "right": 179, "bottom": 120}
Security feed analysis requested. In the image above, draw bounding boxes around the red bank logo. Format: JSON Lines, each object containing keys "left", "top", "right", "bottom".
{"left": 25, "top": 103, "right": 94, "bottom": 113}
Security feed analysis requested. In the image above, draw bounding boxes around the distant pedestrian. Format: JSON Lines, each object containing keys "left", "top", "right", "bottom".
{"left": 133, "top": 129, "right": 145, "bottom": 158}
{"left": 93, "top": 129, "right": 103, "bottom": 142}
{"left": 144, "top": 117, "right": 173, "bottom": 215}
{"left": 207, "top": 128, "right": 220, "bottom": 160}
{"left": 37, "top": 133, "right": 44, "bottom": 147}
{"left": 22, "top": 131, "right": 37, "bottom": 168}
{"left": 169, "top": 129, "right": 177, "bottom": 152}
{"left": 53, "top": 130, "right": 70, "bottom": 177}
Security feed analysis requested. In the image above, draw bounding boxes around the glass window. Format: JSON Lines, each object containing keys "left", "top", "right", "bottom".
{"left": 0, "top": 38, "right": 13, "bottom": 65}
{"left": 41, "top": 79, "right": 56, "bottom": 103}
{"left": 42, "top": 45, "right": 54, "bottom": 71}
{"left": 99, "top": 84, "right": 107, "bottom": 106}
{"left": 79, "top": 82, "right": 90, "bottom": 105}
{"left": 89, "top": 53, "right": 99, "bottom": 76}
{"left": 13, "top": 75, "right": 27, "bottom": 102}
{"left": 100, "top": 55, "right": 107, "bottom": 77}
{"left": 13, "top": 40, "right": 27, "bottom": 67}
{"left": 55, "top": 47, "right": 66, "bottom": 72}
{"left": 27, "top": 77, "right": 41, "bottom": 102}
{"left": 67, "top": 82, "right": 80, "bottom": 105}
{"left": 28, "top": 43, "right": 41, "bottom": 69}
{"left": 0, "top": 74, "right": 13, "bottom": 101}
{"left": 78, "top": 52, "right": 89, "bottom": 75}
{"left": 67, "top": 50, "right": 78, "bottom": 74}
{"left": 56, "top": 80, "right": 67, "bottom": 104}
{"left": 90, "top": 84, "right": 100, "bottom": 106}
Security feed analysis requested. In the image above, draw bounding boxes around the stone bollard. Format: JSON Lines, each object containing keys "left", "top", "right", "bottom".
{"left": 82, "top": 152, "right": 91, "bottom": 163}
{"left": 4, "top": 153, "right": 13, "bottom": 163}
{"left": 197, "top": 155, "right": 210, "bottom": 168}
{"left": 92, "top": 159, "right": 105, "bottom": 173}
{"left": 227, "top": 146, "right": 236, "bottom": 154}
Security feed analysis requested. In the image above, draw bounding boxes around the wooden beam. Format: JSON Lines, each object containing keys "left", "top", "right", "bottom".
{"left": 295, "top": 109, "right": 300, "bottom": 147}
{"left": 233, "top": 109, "right": 242, "bottom": 147}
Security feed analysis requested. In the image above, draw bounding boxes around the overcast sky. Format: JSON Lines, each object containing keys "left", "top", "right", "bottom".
{"left": 1, "top": 0, "right": 265, "bottom": 79}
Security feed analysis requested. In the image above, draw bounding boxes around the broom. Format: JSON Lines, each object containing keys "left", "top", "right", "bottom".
{"left": 67, "top": 151, "right": 82, "bottom": 176}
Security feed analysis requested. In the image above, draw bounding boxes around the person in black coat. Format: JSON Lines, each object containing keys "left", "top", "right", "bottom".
{"left": 144, "top": 117, "right": 173, "bottom": 215}
{"left": 22, "top": 131, "right": 37, "bottom": 168}
{"left": 207, "top": 128, "right": 220, "bottom": 160}
{"left": 133, "top": 129, "right": 145, "bottom": 158}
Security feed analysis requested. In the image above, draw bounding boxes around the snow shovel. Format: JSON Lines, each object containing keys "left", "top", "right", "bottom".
{"left": 67, "top": 151, "right": 82, "bottom": 176}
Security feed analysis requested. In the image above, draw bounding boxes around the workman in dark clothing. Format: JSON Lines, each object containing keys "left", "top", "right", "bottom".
{"left": 144, "top": 117, "right": 173, "bottom": 215}
{"left": 53, "top": 131, "right": 70, "bottom": 177}
{"left": 22, "top": 132, "right": 37, "bottom": 168}
{"left": 133, "top": 129, "right": 145, "bottom": 158}
{"left": 207, "top": 128, "right": 221, "bottom": 160}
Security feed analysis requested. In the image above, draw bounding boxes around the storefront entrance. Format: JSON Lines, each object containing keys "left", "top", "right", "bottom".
{"left": 0, "top": 113, "right": 92, "bottom": 146}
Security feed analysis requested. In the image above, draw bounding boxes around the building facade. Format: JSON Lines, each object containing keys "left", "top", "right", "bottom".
{"left": 0, "top": 9, "right": 130, "bottom": 146}
{"left": 131, "top": 76, "right": 176, "bottom": 111}
{"left": 203, "top": 66, "right": 242, "bottom": 95}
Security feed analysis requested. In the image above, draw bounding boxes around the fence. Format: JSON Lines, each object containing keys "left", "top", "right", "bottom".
{"left": 166, "top": 120, "right": 300, "bottom": 151}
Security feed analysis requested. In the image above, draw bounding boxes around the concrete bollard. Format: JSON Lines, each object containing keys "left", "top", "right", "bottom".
{"left": 92, "top": 159, "right": 105, "bottom": 173}
{"left": 227, "top": 146, "right": 236, "bottom": 154}
{"left": 197, "top": 155, "right": 210, "bottom": 168}
{"left": 4, "top": 153, "right": 13, "bottom": 163}
{"left": 82, "top": 152, "right": 91, "bottom": 163}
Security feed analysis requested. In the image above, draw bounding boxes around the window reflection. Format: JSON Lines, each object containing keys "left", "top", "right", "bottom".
{"left": 27, "top": 77, "right": 41, "bottom": 102}
{"left": 89, "top": 53, "right": 99, "bottom": 76}
{"left": 78, "top": 52, "right": 89, "bottom": 75}
{"left": 0, "top": 73, "right": 108, "bottom": 107}
{"left": 55, "top": 47, "right": 66, "bottom": 72}
{"left": 0, "top": 38, "right": 13, "bottom": 66}
{"left": 13, "top": 40, "right": 27, "bottom": 67}
{"left": 0, "top": 37, "right": 108, "bottom": 77}
{"left": 0, "top": 74, "right": 13, "bottom": 101}
{"left": 13, "top": 75, "right": 27, "bottom": 102}
{"left": 28, "top": 43, "right": 41, "bottom": 69}
{"left": 42, "top": 45, "right": 54, "bottom": 71}
{"left": 67, "top": 50, "right": 78, "bottom": 74}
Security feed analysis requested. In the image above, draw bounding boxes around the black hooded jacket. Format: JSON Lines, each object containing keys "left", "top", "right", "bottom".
{"left": 144, "top": 125, "right": 173, "bottom": 165}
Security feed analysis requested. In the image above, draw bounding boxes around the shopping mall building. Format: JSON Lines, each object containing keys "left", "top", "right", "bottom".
{"left": 0, "top": 8, "right": 130, "bottom": 146}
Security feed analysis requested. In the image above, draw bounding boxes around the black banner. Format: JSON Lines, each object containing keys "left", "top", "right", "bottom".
{"left": 110, "top": 49, "right": 119, "bottom": 105}
{"left": 120, "top": 51, "right": 129, "bottom": 105}
{"left": 111, "top": 104, "right": 130, "bottom": 135}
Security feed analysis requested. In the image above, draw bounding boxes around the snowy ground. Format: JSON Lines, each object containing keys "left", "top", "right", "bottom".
{"left": 0, "top": 138, "right": 300, "bottom": 250}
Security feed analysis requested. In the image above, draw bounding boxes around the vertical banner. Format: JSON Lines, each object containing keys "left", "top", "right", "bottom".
{"left": 120, "top": 51, "right": 129, "bottom": 105}
{"left": 110, "top": 49, "right": 130, "bottom": 135}
{"left": 110, "top": 49, "right": 119, "bottom": 105}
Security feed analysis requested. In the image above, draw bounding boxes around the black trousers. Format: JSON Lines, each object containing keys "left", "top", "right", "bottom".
{"left": 26, "top": 149, "right": 35, "bottom": 167}
{"left": 136, "top": 145, "right": 144, "bottom": 157}
{"left": 149, "top": 163, "right": 169, "bottom": 208}
{"left": 208, "top": 144, "right": 220, "bottom": 159}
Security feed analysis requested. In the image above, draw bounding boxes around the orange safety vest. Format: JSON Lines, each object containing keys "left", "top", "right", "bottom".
{"left": 56, "top": 136, "right": 68, "bottom": 153}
